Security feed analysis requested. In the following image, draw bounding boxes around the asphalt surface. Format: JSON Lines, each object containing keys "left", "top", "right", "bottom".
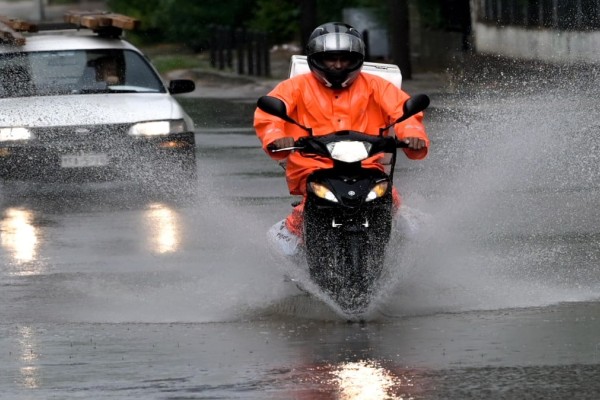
{"left": 5, "top": 6, "right": 600, "bottom": 397}
{"left": 5, "top": 54, "right": 600, "bottom": 398}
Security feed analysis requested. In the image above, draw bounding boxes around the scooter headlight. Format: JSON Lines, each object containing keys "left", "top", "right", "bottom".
{"left": 309, "top": 182, "right": 338, "bottom": 203}
{"left": 326, "top": 141, "right": 372, "bottom": 163}
{"left": 366, "top": 181, "right": 389, "bottom": 202}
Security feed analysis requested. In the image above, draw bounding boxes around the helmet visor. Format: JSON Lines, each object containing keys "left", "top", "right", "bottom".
{"left": 307, "top": 32, "right": 365, "bottom": 56}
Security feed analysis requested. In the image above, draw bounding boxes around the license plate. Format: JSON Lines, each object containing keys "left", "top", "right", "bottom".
{"left": 60, "top": 153, "right": 109, "bottom": 168}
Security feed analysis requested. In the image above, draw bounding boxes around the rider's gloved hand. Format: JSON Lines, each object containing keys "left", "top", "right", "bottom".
{"left": 271, "top": 137, "right": 295, "bottom": 149}
{"left": 402, "top": 137, "right": 427, "bottom": 150}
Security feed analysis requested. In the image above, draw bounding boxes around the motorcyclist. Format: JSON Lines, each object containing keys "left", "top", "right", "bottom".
{"left": 254, "top": 22, "right": 429, "bottom": 255}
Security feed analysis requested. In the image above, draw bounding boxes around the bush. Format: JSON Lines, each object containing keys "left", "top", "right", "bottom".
{"left": 108, "top": 0, "right": 256, "bottom": 51}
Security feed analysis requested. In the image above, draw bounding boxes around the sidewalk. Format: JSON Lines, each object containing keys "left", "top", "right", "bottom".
{"left": 168, "top": 65, "right": 451, "bottom": 101}
{"left": 166, "top": 48, "right": 452, "bottom": 101}
{"left": 169, "top": 49, "right": 589, "bottom": 101}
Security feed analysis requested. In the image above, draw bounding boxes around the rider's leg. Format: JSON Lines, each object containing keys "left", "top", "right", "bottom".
{"left": 285, "top": 198, "right": 305, "bottom": 240}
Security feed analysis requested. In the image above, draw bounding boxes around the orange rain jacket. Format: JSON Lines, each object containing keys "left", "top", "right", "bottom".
{"left": 254, "top": 72, "right": 430, "bottom": 237}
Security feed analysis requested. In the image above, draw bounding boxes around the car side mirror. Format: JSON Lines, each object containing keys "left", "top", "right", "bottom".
{"left": 168, "top": 79, "right": 195, "bottom": 95}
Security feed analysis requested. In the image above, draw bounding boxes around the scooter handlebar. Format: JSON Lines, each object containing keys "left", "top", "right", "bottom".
{"left": 267, "top": 143, "right": 304, "bottom": 153}
{"left": 267, "top": 136, "right": 309, "bottom": 153}
{"left": 395, "top": 140, "right": 409, "bottom": 148}
{"left": 268, "top": 145, "right": 302, "bottom": 153}
{"left": 268, "top": 136, "right": 409, "bottom": 153}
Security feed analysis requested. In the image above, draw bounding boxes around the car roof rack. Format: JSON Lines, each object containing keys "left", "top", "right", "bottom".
{"left": 0, "top": 11, "right": 140, "bottom": 45}
{"left": 0, "top": 16, "right": 37, "bottom": 45}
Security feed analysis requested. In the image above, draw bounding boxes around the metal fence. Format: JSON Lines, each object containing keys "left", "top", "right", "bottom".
{"left": 209, "top": 25, "right": 270, "bottom": 77}
{"left": 476, "top": 0, "right": 600, "bottom": 29}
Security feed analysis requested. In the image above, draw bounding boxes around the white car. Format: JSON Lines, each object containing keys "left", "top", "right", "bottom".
{"left": 0, "top": 13, "right": 196, "bottom": 183}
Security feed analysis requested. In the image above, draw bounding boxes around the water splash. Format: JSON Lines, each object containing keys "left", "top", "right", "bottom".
{"left": 13, "top": 58, "right": 600, "bottom": 324}
{"left": 372, "top": 58, "right": 600, "bottom": 317}
{"left": 237, "top": 59, "right": 600, "bottom": 321}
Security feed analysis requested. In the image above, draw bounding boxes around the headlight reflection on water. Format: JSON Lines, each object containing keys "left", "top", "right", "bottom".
{"left": 18, "top": 326, "right": 40, "bottom": 389}
{"left": 332, "top": 360, "right": 412, "bottom": 400}
{"left": 144, "top": 203, "right": 181, "bottom": 254}
{"left": 298, "top": 360, "right": 419, "bottom": 399}
{"left": 0, "top": 207, "right": 40, "bottom": 268}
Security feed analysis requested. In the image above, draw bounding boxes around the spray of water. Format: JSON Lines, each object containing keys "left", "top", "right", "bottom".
{"left": 42, "top": 57, "right": 600, "bottom": 323}
{"left": 371, "top": 57, "right": 600, "bottom": 317}
{"left": 29, "top": 153, "right": 295, "bottom": 324}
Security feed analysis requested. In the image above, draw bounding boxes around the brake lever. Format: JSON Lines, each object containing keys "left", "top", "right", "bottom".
{"left": 269, "top": 146, "right": 303, "bottom": 153}
{"left": 396, "top": 140, "right": 409, "bottom": 148}
{"left": 267, "top": 137, "right": 307, "bottom": 153}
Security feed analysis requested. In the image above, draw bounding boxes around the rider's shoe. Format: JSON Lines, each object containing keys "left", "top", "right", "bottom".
{"left": 267, "top": 219, "right": 303, "bottom": 258}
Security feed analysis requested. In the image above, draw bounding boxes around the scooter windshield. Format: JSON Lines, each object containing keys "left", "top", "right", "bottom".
{"left": 326, "top": 141, "right": 372, "bottom": 163}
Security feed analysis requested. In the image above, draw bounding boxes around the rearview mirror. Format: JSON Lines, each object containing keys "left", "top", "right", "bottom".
{"left": 257, "top": 96, "right": 295, "bottom": 123}
{"left": 257, "top": 96, "right": 312, "bottom": 134}
{"left": 379, "top": 94, "right": 430, "bottom": 135}
{"left": 402, "top": 94, "right": 430, "bottom": 117}
{"left": 168, "top": 79, "right": 195, "bottom": 95}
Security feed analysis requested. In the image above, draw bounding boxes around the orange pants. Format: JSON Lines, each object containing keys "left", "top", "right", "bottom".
{"left": 285, "top": 186, "right": 402, "bottom": 238}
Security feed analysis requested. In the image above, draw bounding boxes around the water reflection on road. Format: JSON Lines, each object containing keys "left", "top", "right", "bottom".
{"left": 144, "top": 202, "right": 181, "bottom": 254}
{"left": 1, "top": 207, "right": 39, "bottom": 268}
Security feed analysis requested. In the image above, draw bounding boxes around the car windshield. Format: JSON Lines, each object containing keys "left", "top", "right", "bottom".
{"left": 0, "top": 49, "right": 166, "bottom": 98}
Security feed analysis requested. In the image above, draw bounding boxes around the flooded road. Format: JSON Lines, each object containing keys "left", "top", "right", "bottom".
{"left": 2, "top": 59, "right": 600, "bottom": 399}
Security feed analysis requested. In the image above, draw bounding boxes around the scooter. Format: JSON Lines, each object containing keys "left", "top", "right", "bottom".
{"left": 258, "top": 94, "right": 430, "bottom": 315}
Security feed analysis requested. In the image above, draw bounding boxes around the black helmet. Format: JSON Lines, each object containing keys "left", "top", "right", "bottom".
{"left": 306, "top": 22, "right": 365, "bottom": 89}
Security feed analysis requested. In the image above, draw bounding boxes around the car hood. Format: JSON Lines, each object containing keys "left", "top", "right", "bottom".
{"left": 0, "top": 93, "right": 192, "bottom": 128}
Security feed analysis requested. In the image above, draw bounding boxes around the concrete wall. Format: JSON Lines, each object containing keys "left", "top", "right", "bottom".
{"left": 471, "top": 0, "right": 600, "bottom": 64}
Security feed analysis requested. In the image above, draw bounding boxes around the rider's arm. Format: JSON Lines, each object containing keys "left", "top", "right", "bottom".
{"left": 254, "top": 106, "right": 288, "bottom": 160}
{"left": 377, "top": 79, "right": 430, "bottom": 160}
{"left": 253, "top": 80, "right": 301, "bottom": 160}
{"left": 396, "top": 111, "right": 429, "bottom": 160}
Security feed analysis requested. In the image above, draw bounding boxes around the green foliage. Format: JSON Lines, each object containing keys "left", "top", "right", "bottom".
{"left": 107, "top": 0, "right": 394, "bottom": 47}
{"left": 108, "top": 0, "right": 257, "bottom": 50}
{"left": 249, "top": 0, "right": 299, "bottom": 42}
{"left": 160, "top": 0, "right": 255, "bottom": 51}
{"left": 317, "top": 0, "right": 368, "bottom": 22}
{"left": 248, "top": 0, "right": 372, "bottom": 44}
{"left": 107, "top": 0, "right": 162, "bottom": 24}
{"left": 416, "top": 0, "right": 445, "bottom": 29}
{"left": 107, "top": 0, "right": 169, "bottom": 43}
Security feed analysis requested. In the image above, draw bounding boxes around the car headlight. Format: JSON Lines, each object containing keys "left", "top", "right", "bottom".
{"left": 128, "top": 119, "right": 187, "bottom": 136}
{"left": 0, "top": 127, "right": 33, "bottom": 141}
{"left": 365, "top": 181, "right": 389, "bottom": 202}
{"left": 309, "top": 182, "right": 338, "bottom": 203}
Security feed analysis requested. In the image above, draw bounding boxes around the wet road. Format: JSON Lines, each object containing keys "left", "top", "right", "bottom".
{"left": 2, "top": 60, "right": 600, "bottom": 399}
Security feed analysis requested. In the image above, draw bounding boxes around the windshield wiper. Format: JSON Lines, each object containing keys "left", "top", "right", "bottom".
{"left": 77, "top": 88, "right": 143, "bottom": 94}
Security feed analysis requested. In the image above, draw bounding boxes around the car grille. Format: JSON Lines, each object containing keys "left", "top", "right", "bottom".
{"left": 31, "top": 124, "right": 131, "bottom": 151}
